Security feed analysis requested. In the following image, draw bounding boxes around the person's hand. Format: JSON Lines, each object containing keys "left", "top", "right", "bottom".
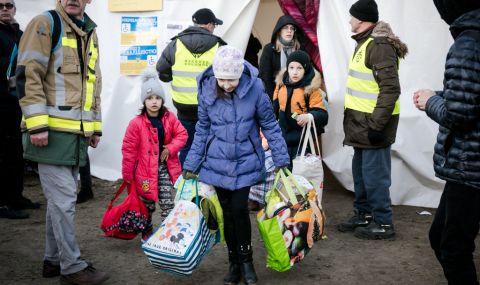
{"left": 89, "top": 135, "right": 101, "bottom": 148}
{"left": 160, "top": 146, "right": 169, "bottom": 162}
{"left": 274, "top": 166, "right": 289, "bottom": 174}
{"left": 296, "top": 113, "right": 312, "bottom": 127}
{"left": 30, "top": 131, "right": 48, "bottom": 147}
{"left": 182, "top": 170, "right": 198, "bottom": 180}
{"left": 368, "top": 129, "right": 386, "bottom": 145}
{"left": 413, "top": 89, "right": 435, "bottom": 111}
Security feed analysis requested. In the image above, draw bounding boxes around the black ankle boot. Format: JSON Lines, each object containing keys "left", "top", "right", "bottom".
{"left": 224, "top": 263, "right": 241, "bottom": 284}
{"left": 240, "top": 262, "right": 257, "bottom": 285}
{"left": 224, "top": 250, "right": 241, "bottom": 285}
{"left": 238, "top": 245, "right": 257, "bottom": 285}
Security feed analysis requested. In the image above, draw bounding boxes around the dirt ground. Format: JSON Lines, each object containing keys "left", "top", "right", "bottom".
{"left": 1, "top": 167, "right": 474, "bottom": 285}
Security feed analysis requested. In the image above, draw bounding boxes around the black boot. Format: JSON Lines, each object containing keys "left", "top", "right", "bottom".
{"left": 238, "top": 245, "right": 257, "bottom": 285}
{"left": 224, "top": 250, "right": 241, "bottom": 285}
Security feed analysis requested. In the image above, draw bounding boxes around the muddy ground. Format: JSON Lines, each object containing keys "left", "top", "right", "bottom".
{"left": 1, "top": 167, "right": 473, "bottom": 285}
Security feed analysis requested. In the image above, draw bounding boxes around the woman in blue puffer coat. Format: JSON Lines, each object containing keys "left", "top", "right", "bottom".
{"left": 183, "top": 46, "right": 289, "bottom": 285}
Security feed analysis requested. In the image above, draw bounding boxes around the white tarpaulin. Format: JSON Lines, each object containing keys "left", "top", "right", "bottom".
{"left": 318, "top": 0, "right": 450, "bottom": 207}
{"left": 16, "top": 0, "right": 450, "bottom": 207}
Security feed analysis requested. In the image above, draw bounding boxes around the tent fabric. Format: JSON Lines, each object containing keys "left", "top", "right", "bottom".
{"left": 318, "top": 0, "right": 452, "bottom": 208}
{"left": 278, "top": 0, "right": 322, "bottom": 71}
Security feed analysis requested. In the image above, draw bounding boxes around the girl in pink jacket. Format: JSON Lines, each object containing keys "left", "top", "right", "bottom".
{"left": 122, "top": 69, "right": 188, "bottom": 242}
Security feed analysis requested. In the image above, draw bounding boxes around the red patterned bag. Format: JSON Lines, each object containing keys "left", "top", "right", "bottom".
{"left": 101, "top": 182, "right": 149, "bottom": 240}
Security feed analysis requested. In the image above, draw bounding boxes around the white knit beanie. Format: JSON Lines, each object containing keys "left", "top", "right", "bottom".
{"left": 212, "top": 46, "right": 245, "bottom": 80}
{"left": 140, "top": 68, "right": 164, "bottom": 103}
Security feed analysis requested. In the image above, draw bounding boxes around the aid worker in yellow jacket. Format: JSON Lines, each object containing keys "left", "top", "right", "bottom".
{"left": 156, "top": 8, "right": 226, "bottom": 166}
{"left": 337, "top": 0, "right": 408, "bottom": 240}
{"left": 16, "top": 0, "right": 108, "bottom": 283}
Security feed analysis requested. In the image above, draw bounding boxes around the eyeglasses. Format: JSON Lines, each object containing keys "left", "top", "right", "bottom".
{"left": 282, "top": 25, "right": 296, "bottom": 32}
{"left": 0, "top": 3, "right": 14, "bottom": 10}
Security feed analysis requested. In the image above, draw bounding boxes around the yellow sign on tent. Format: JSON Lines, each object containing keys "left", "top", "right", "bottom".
{"left": 108, "top": 0, "right": 162, "bottom": 12}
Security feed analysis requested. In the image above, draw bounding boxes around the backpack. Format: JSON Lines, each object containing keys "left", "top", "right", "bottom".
{"left": 47, "top": 10, "right": 63, "bottom": 52}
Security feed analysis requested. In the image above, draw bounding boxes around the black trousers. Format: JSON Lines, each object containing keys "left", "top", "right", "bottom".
{"left": 429, "top": 181, "right": 480, "bottom": 285}
{"left": 0, "top": 92, "right": 24, "bottom": 206}
{"left": 216, "top": 187, "right": 251, "bottom": 254}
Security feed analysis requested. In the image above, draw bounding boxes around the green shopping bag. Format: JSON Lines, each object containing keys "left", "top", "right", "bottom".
{"left": 256, "top": 169, "right": 305, "bottom": 272}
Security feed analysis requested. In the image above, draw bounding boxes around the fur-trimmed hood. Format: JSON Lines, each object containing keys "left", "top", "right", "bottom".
{"left": 371, "top": 21, "right": 408, "bottom": 58}
{"left": 275, "top": 68, "right": 324, "bottom": 95}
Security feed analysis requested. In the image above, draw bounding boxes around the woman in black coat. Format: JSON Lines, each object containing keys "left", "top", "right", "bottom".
{"left": 259, "top": 15, "right": 304, "bottom": 100}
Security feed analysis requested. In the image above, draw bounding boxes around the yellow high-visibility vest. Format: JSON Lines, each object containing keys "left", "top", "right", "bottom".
{"left": 344, "top": 37, "right": 400, "bottom": 114}
{"left": 171, "top": 40, "right": 218, "bottom": 105}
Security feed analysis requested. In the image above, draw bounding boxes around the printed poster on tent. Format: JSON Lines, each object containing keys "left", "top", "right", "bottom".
{"left": 120, "top": 16, "right": 158, "bottom": 75}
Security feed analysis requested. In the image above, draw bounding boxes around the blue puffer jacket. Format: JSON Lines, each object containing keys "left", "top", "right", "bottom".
{"left": 183, "top": 61, "right": 290, "bottom": 190}
{"left": 425, "top": 9, "right": 480, "bottom": 189}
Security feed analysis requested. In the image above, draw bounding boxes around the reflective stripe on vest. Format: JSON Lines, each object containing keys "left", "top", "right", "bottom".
{"left": 345, "top": 37, "right": 400, "bottom": 114}
{"left": 171, "top": 40, "right": 218, "bottom": 105}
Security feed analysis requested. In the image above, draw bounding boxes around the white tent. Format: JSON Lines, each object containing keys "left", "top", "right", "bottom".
{"left": 16, "top": 0, "right": 450, "bottom": 207}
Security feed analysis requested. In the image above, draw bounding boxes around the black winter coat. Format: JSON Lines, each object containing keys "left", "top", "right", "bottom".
{"left": 259, "top": 15, "right": 303, "bottom": 100}
{"left": 425, "top": 9, "right": 480, "bottom": 189}
{"left": 0, "top": 21, "right": 22, "bottom": 101}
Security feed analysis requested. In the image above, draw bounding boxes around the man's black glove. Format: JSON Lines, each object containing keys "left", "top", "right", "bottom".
{"left": 368, "top": 129, "right": 386, "bottom": 145}
{"left": 182, "top": 169, "right": 198, "bottom": 180}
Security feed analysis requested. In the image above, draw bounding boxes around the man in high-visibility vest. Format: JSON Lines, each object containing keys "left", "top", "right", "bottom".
{"left": 337, "top": 0, "right": 408, "bottom": 240}
{"left": 156, "top": 8, "right": 226, "bottom": 167}
{"left": 16, "top": 0, "right": 108, "bottom": 283}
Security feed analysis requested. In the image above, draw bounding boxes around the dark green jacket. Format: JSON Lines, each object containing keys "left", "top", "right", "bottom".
{"left": 23, "top": 131, "right": 89, "bottom": 166}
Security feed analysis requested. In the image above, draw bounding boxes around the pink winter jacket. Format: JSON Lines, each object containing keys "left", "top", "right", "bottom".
{"left": 122, "top": 112, "right": 187, "bottom": 201}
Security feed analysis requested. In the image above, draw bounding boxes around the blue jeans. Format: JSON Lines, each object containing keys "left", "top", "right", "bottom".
{"left": 352, "top": 146, "right": 393, "bottom": 225}
{"left": 179, "top": 119, "right": 197, "bottom": 168}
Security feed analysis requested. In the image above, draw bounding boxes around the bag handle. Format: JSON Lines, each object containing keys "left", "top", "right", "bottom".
{"left": 296, "top": 116, "right": 321, "bottom": 157}
{"left": 107, "top": 182, "right": 129, "bottom": 210}
{"left": 283, "top": 168, "right": 307, "bottom": 198}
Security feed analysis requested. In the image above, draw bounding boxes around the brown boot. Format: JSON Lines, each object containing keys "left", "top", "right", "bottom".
{"left": 60, "top": 265, "right": 109, "bottom": 285}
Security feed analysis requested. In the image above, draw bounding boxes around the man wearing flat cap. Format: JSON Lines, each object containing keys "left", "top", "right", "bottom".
{"left": 156, "top": 8, "right": 226, "bottom": 167}
{"left": 338, "top": 0, "right": 408, "bottom": 240}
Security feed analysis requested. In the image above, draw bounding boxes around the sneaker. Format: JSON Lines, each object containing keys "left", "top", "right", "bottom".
{"left": 60, "top": 265, "right": 109, "bottom": 285}
{"left": 337, "top": 210, "right": 372, "bottom": 232}
{"left": 0, "top": 206, "right": 29, "bottom": 219}
{"left": 354, "top": 222, "right": 395, "bottom": 240}
{"left": 76, "top": 189, "right": 94, "bottom": 204}
{"left": 43, "top": 260, "right": 60, "bottom": 278}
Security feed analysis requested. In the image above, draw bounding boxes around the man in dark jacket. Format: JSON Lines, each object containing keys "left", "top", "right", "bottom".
{"left": 337, "top": 0, "right": 408, "bottom": 240}
{"left": 414, "top": 1, "right": 480, "bottom": 283}
{"left": 156, "top": 8, "right": 226, "bottom": 167}
{"left": 0, "top": 0, "right": 39, "bottom": 219}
